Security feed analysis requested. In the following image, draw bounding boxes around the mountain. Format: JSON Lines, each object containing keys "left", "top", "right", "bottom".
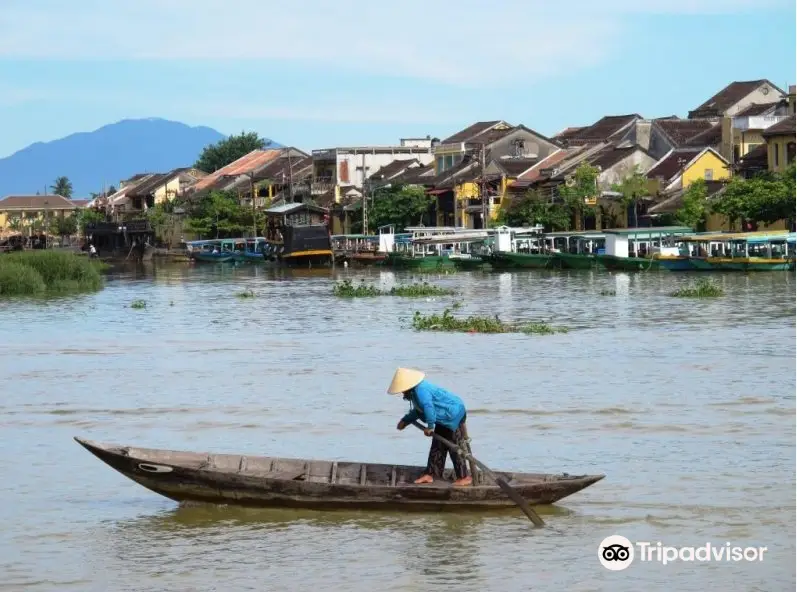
{"left": 0, "top": 118, "right": 280, "bottom": 197}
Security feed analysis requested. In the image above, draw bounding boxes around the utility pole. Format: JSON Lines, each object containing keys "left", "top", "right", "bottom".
{"left": 247, "top": 172, "right": 257, "bottom": 238}
{"left": 362, "top": 180, "right": 369, "bottom": 235}
{"left": 287, "top": 150, "right": 294, "bottom": 203}
{"left": 479, "top": 142, "right": 488, "bottom": 230}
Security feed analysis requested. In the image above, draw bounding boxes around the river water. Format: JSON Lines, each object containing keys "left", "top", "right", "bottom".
{"left": 0, "top": 263, "right": 794, "bottom": 592}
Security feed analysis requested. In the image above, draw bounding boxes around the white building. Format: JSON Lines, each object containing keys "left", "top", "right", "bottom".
{"left": 311, "top": 137, "right": 437, "bottom": 203}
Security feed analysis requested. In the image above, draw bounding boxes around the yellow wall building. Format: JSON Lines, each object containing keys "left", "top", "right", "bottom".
{"left": 761, "top": 115, "right": 796, "bottom": 173}
{"left": 0, "top": 194, "right": 84, "bottom": 234}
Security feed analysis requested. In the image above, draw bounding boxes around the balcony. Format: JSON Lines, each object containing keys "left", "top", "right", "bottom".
{"left": 732, "top": 115, "right": 788, "bottom": 132}
{"left": 311, "top": 179, "right": 336, "bottom": 195}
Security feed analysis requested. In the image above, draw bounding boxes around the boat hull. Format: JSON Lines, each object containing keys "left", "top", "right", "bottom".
{"left": 554, "top": 252, "right": 603, "bottom": 270}
{"left": 451, "top": 256, "right": 488, "bottom": 270}
{"left": 193, "top": 253, "right": 235, "bottom": 263}
{"left": 348, "top": 252, "right": 387, "bottom": 266}
{"left": 688, "top": 257, "right": 793, "bottom": 272}
{"left": 386, "top": 254, "right": 456, "bottom": 270}
{"left": 233, "top": 251, "right": 266, "bottom": 263}
{"left": 74, "top": 437, "right": 604, "bottom": 511}
{"left": 654, "top": 256, "right": 695, "bottom": 271}
{"left": 488, "top": 252, "right": 556, "bottom": 269}
{"left": 596, "top": 254, "right": 661, "bottom": 271}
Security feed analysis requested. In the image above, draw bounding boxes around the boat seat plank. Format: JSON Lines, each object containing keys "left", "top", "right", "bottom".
{"left": 330, "top": 462, "right": 338, "bottom": 484}
{"left": 359, "top": 464, "right": 367, "bottom": 486}
{"left": 390, "top": 466, "right": 397, "bottom": 487}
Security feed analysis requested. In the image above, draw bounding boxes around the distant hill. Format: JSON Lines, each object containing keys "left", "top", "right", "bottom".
{"left": 0, "top": 118, "right": 281, "bottom": 197}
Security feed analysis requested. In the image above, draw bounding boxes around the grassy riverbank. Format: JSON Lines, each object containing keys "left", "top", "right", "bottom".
{"left": 333, "top": 279, "right": 455, "bottom": 298}
{"left": 411, "top": 308, "right": 569, "bottom": 335}
{"left": 0, "top": 251, "right": 106, "bottom": 297}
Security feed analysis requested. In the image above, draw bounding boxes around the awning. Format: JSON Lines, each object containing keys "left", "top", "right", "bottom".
{"left": 426, "top": 189, "right": 450, "bottom": 195}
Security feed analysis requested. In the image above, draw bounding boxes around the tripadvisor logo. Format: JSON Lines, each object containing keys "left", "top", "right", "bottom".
{"left": 598, "top": 535, "right": 768, "bottom": 570}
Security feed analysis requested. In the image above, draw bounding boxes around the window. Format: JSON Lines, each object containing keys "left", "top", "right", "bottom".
{"left": 746, "top": 143, "right": 761, "bottom": 154}
{"left": 774, "top": 144, "right": 780, "bottom": 167}
{"left": 704, "top": 168, "right": 714, "bottom": 181}
{"left": 444, "top": 154, "right": 455, "bottom": 170}
{"left": 435, "top": 155, "right": 444, "bottom": 173}
{"left": 787, "top": 142, "right": 796, "bottom": 164}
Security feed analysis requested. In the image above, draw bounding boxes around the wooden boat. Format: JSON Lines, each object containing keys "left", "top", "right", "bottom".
{"left": 74, "top": 437, "right": 605, "bottom": 511}
{"left": 545, "top": 232, "right": 606, "bottom": 270}
{"left": 676, "top": 231, "right": 795, "bottom": 271}
{"left": 264, "top": 203, "right": 333, "bottom": 268}
{"left": 595, "top": 226, "right": 693, "bottom": 272}
{"left": 233, "top": 238, "right": 267, "bottom": 263}
{"left": 487, "top": 225, "right": 557, "bottom": 269}
{"left": 186, "top": 238, "right": 238, "bottom": 263}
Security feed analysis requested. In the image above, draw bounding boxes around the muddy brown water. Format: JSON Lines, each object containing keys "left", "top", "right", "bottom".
{"left": 0, "top": 263, "right": 794, "bottom": 591}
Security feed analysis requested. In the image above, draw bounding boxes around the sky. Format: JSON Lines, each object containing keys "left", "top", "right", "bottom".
{"left": 0, "top": 0, "right": 794, "bottom": 158}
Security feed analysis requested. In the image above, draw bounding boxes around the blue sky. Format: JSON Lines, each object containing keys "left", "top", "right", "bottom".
{"left": 0, "top": 0, "right": 794, "bottom": 158}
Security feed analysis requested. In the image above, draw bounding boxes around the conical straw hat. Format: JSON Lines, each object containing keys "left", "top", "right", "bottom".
{"left": 387, "top": 368, "right": 425, "bottom": 394}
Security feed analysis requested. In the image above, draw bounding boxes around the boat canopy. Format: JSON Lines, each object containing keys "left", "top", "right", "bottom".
{"left": 680, "top": 230, "right": 792, "bottom": 243}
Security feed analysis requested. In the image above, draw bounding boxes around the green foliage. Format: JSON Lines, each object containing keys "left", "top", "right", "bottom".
{"left": 130, "top": 299, "right": 147, "bottom": 309}
{"left": 411, "top": 308, "right": 568, "bottom": 334}
{"left": 48, "top": 215, "right": 79, "bottom": 237}
{"left": 496, "top": 190, "right": 571, "bottom": 230}
{"left": 332, "top": 279, "right": 455, "bottom": 298}
{"left": 194, "top": 132, "right": 269, "bottom": 173}
{"left": 50, "top": 176, "right": 73, "bottom": 199}
{"left": 0, "top": 251, "right": 104, "bottom": 297}
{"left": 363, "top": 185, "right": 434, "bottom": 232}
{"left": 77, "top": 209, "right": 106, "bottom": 233}
{"left": 599, "top": 290, "right": 617, "bottom": 296}
{"left": 147, "top": 201, "right": 182, "bottom": 247}
{"left": 611, "top": 166, "right": 649, "bottom": 227}
{"left": 236, "top": 289, "right": 256, "bottom": 298}
{"left": 711, "top": 166, "right": 796, "bottom": 228}
{"left": 558, "top": 162, "right": 600, "bottom": 227}
{"left": 184, "top": 191, "right": 259, "bottom": 239}
{"left": 670, "top": 278, "right": 725, "bottom": 298}
{"left": 675, "top": 178, "right": 708, "bottom": 230}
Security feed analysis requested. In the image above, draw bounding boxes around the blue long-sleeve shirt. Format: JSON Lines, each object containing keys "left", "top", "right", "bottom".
{"left": 401, "top": 379, "right": 466, "bottom": 431}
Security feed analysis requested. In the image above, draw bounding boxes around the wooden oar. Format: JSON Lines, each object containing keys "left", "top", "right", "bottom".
{"left": 410, "top": 420, "right": 545, "bottom": 527}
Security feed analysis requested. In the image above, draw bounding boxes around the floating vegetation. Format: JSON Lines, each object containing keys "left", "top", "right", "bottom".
{"left": 130, "top": 299, "right": 147, "bottom": 309}
{"left": 411, "top": 308, "right": 568, "bottom": 335}
{"left": 599, "top": 290, "right": 617, "bottom": 296}
{"left": 236, "top": 289, "right": 256, "bottom": 298}
{"left": 451, "top": 300, "right": 464, "bottom": 309}
{"left": 0, "top": 251, "right": 104, "bottom": 297}
{"left": 332, "top": 279, "right": 454, "bottom": 298}
{"left": 670, "top": 278, "right": 725, "bottom": 298}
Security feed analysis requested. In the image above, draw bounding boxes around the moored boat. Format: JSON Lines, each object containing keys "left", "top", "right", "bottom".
{"left": 676, "top": 231, "right": 795, "bottom": 271}
{"left": 545, "top": 231, "right": 606, "bottom": 270}
{"left": 263, "top": 203, "right": 334, "bottom": 268}
{"left": 233, "top": 238, "right": 267, "bottom": 263}
{"left": 486, "top": 225, "right": 556, "bottom": 269}
{"left": 596, "top": 226, "right": 693, "bottom": 272}
{"left": 187, "top": 239, "right": 238, "bottom": 263}
{"left": 74, "top": 437, "right": 605, "bottom": 511}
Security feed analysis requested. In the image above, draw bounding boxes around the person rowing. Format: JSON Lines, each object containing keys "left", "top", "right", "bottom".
{"left": 388, "top": 367, "right": 472, "bottom": 487}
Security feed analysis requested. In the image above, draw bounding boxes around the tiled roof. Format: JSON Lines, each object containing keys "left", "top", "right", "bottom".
{"left": 736, "top": 144, "right": 769, "bottom": 171}
{"left": 587, "top": 144, "right": 650, "bottom": 171}
{"left": 761, "top": 115, "right": 796, "bottom": 137}
{"left": 683, "top": 124, "right": 723, "bottom": 148}
{"left": 0, "top": 194, "right": 80, "bottom": 209}
{"left": 390, "top": 163, "right": 435, "bottom": 185}
{"left": 560, "top": 115, "right": 642, "bottom": 145}
{"left": 125, "top": 173, "right": 169, "bottom": 197}
{"left": 430, "top": 157, "right": 478, "bottom": 187}
{"left": 441, "top": 121, "right": 510, "bottom": 144}
{"left": 494, "top": 157, "right": 540, "bottom": 177}
{"left": 647, "top": 181, "right": 727, "bottom": 214}
{"left": 654, "top": 118, "right": 716, "bottom": 146}
{"left": 71, "top": 199, "right": 90, "bottom": 207}
{"left": 553, "top": 126, "right": 586, "bottom": 142}
{"left": 735, "top": 103, "right": 778, "bottom": 117}
{"left": 190, "top": 149, "right": 282, "bottom": 193}
{"left": 646, "top": 148, "right": 705, "bottom": 180}
{"left": 516, "top": 149, "right": 574, "bottom": 183}
{"left": 370, "top": 158, "right": 420, "bottom": 181}
{"left": 688, "top": 80, "right": 782, "bottom": 118}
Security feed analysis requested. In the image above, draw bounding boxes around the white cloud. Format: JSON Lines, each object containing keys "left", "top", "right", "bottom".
{"left": 0, "top": 0, "right": 787, "bottom": 86}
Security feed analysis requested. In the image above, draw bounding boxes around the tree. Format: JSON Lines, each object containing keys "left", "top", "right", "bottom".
{"left": 184, "top": 191, "right": 254, "bottom": 238}
{"left": 711, "top": 166, "right": 795, "bottom": 230}
{"left": 48, "top": 215, "right": 79, "bottom": 238}
{"left": 558, "top": 162, "right": 600, "bottom": 231}
{"left": 674, "top": 179, "right": 708, "bottom": 230}
{"left": 361, "top": 185, "right": 434, "bottom": 232}
{"left": 611, "top": 166, "right": 649, "bottom": 228}
{"left": 51, "top": 176, "right": 73, "bottom": 198}
{"left": 76, "top": 208, "right": 106, "bottom": 234}
{"left": 496, "top": 190, "right": 571, "bottom": 230}
{"left": 194, "top": 132, "right": 270, "bottom": 173}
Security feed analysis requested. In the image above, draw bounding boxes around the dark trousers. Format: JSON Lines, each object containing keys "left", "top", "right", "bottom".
{"left": 426, "top": 414, "right": 468, "bottom": 479}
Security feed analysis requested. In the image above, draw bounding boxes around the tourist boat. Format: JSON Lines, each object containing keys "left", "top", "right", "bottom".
{"left": 545, "top": 231, "right": 606, "bottom": 270}
{"left": 487, "top": 225, "right": 556, "bottom": 269}
{"left": 233, "top": 237, "right": 267, "bottom": 263}
{"left": 74, "top": 437, "right": 605, "bottom": 511}
{"left": 186, "top": 239, "right": 237, "bottom": 263}
{"left": 331, "top": 234, "right": 385, "bottom": 265}
{"left": 673, "top": 230, "right": 796, "bottom": 271}
{"left": 383, "top": 227, "right": 472, "bottom": 270}
{"left": 595, "top": 226, "right": 694, "bottom": 271}
{"left": 263, "top": 203, "right": 334, "bottom": 268}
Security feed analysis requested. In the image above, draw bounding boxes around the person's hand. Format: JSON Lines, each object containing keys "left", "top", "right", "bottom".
{"left": 397, "top": 420, "right": 406, "bottom": 430}
{"left": 423, "top": 427, "right": 434, "bottom": 437}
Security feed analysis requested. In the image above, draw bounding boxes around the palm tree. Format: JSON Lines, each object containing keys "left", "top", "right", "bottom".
{"left": 51, "top": 176, "right": 73, "bottom": 198}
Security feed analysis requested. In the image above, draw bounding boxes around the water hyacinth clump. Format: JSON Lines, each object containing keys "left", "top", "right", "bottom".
{"left": 332, "top": 279, "right": 455, "bottom": 298}
{"left": 236, "top": 289, "right": 256, "bottom": 298}
{"left": 130, "top": 299, "right": 147, "bottom": 309}
{"left": 599, "top": 290, "right": 617, "bottom": 296}
{"left": 0, "top": 251, "right": 104, "bottom": 297}
{"left": 670, "top": 278, "right": 725, "bottom": 298}
{"left": 411, "top": 308, "right": 568, "bottom": 335}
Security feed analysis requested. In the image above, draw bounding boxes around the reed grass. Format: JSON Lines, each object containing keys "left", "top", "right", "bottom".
{"left": 332, "top": 279, "right": 455, "bottom": 298}
{"left": 670, "top": 278, "right": 724, "bottom": 298}
{"left": 411, "top": 308, "right": 568, "bottom": 335}
{"left": 0, "top": 251, "right": 104, "bottom": 297}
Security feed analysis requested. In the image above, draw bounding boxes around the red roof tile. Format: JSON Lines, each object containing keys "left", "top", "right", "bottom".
{"left": 761, "top": 115, "right": 796, "bottom": 137}
{"left": 0, "top": 194, "right": 78, "bottom": 209}
{"left": 688, "top": 80, "right": 783, "bottom": 118}
{"left": 646, "top": 148, "right": 705, "bottom": 180}
{"left": 191, "top": 149, "right": 282, "bottom": 193}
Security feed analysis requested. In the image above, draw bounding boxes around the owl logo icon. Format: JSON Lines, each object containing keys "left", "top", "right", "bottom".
{"left": 598, "top": 535, "right": 635, "bottom": 571}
